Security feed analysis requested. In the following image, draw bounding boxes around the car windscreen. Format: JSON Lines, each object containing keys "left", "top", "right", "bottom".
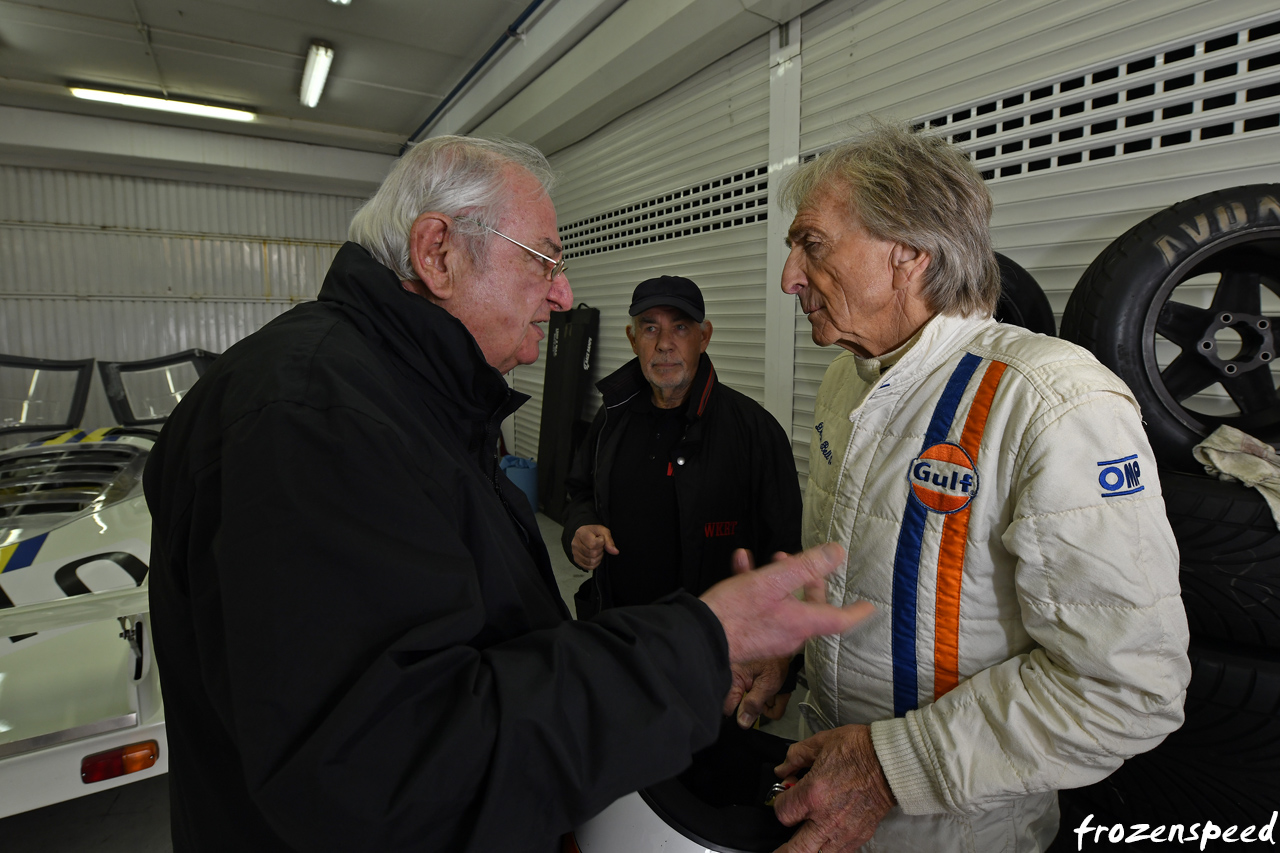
{"left": 98, "top": 349, "right": 218, "bottom": 425}
{"left": 0, "top": 356, "right": 94, "bottom": 440}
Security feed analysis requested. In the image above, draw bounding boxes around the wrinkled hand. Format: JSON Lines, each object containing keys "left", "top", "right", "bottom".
{"left": 570, "top": 524, "right": 618, "bottom": 570}
{"left": 725, "top": 656, "right": 792, "bottom": 728}
{"left": 699, "top": 543, "right": 872, "bottom": 665}
{"left": 772, "top": 725, "right": 897, "bottom": 853}
{"left": 721, "top": 551, "right": 798, "bottom": 727}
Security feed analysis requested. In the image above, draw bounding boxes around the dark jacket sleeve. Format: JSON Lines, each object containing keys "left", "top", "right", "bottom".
{"left": 194, "top": 402, "right": 729, "bottom": 852}
{"left": 560, "top": 406, "right": 607, "bottom": 568}
{"left": 752, "top": 406, "right": 803, "bottom": 561}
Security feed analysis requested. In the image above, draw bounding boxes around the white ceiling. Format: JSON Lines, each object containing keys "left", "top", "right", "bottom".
{"left": 0, "top": 0, "right": 821, "bottom": 195}
{"left": 0, "top": 0, "right": 565, "bottom": 150}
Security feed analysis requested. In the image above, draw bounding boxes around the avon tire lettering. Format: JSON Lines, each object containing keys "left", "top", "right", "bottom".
{"left": 1156, "top": 196, "right": 1279, "bottom": 264}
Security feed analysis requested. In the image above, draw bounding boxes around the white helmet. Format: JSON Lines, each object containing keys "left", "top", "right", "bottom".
{"left": 568, "top": 724, "right": 799, "bottom": 853}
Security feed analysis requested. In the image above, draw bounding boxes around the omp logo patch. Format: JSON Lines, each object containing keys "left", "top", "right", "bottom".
{"left": 909, "top": 442, "right": 977, "bottom": 513}
{"left": 1098, "top": 454, "right": 1144, "bottom": 498}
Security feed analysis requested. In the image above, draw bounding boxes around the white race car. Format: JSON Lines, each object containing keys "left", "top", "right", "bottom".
{"left": 0, "top": 350, "right": 213, "bottom": 818}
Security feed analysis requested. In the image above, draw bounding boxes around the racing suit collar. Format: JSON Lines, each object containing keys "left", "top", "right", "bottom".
{"left": 868, "top": 312, "right": 997, "bottom": 390}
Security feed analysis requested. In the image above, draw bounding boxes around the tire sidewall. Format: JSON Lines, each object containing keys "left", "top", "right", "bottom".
{"left": 1063, "top": 185, "right": 1280, "bottom": 470}
{"left": 994, "top": 252, "right": 1056, "bottom": 336}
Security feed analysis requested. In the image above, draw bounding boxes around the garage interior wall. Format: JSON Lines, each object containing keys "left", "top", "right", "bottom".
{"left": 0, "top": 166, "right": 362, "bottom": 431}
{"left": 788, "top": 0, "right": 1280, "bottom": 476}
{"left": 506, "top": 33, "right": 773, "bottom": 458}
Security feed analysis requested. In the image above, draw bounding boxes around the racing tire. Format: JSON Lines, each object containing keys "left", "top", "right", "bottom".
{"left": 1055, "top": 639, "right": 1280, "bottom": 842}
{"left": 994, "top": 252, "right": 1056, "bottom": 336}
{"left": 1162, "top": 469, "right": 1280, "bottom": 649}
{"left": 1060, "top": 184, "right": 1280, "bottom": 473}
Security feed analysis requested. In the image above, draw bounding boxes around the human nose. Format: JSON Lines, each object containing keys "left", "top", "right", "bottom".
{"left": 781, "top": 247, "right": 806, "bottom": 295}
{"left": 548, "top": 271, "right": 572, "bottom": 311}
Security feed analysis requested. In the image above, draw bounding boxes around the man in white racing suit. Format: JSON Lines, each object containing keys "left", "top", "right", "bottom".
{"left": 765, "top": 121, "right": 1191, "bottom": 853}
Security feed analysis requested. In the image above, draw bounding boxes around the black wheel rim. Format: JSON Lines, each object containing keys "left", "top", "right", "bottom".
{"left": 1140, "top": 226, "right": 1280, "bottom": 442}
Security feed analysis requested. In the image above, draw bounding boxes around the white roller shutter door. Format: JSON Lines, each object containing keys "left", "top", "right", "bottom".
{"left": 508, "top": 34, "right": 773, "bottom": 459}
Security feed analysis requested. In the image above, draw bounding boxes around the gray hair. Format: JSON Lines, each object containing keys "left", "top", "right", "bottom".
{"left": 348, "top": 135, "right": 556, "bottom": 282}
{"left": 781, "top": 120, "right": 999, "bottom": 316}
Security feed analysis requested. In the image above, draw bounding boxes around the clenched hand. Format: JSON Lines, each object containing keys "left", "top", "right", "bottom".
{"left": 570, "top": 524, "right": 618, "bottom": 570}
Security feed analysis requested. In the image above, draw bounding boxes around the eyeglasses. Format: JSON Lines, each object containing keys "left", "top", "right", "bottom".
{"left": 455, "top": 216, "right": 568, "bottom": 282}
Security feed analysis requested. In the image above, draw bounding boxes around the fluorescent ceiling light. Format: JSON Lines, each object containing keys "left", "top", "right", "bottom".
{"left": 329, "top": 0, "right": 351, "bottom": 5}
{"left": 69, "top": 88, "right": 255, "bottom": 122}
{"left": 300, "top": 40, "right": 334, "bottom": 108}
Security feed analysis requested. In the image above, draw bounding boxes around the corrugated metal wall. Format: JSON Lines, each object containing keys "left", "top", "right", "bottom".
{"left": 789, "top": 0, "right": 1280, "bottom": 475}
{"left": 508, "top": 34, "right": 774, "bottom": 459}
{"left": 0, "top": 165, "right": 363, "bottom": 430}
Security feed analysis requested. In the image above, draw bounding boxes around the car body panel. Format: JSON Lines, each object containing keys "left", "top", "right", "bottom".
{"left": 0, "top": 350, "right": 211, "bottom": 819}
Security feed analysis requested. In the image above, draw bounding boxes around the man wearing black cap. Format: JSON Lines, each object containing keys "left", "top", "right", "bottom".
{"left": 561, "top": 275, "right": 803, "bottom": 721}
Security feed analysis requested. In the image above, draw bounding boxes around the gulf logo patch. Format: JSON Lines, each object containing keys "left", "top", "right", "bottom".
{"left": 909, "top": 442, "right": 978, "bottom": 513}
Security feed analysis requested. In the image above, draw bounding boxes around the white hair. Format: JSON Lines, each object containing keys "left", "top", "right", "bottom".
{"left": 348, "top": 135, "right": 556, "bottom": 282}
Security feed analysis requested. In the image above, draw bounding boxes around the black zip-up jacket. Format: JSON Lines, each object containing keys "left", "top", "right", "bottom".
{"left": 560, "top": 354, "right": 802, "bottom": 610}
{"left": 145, "top": 243, "right": 730, "bottom": 853}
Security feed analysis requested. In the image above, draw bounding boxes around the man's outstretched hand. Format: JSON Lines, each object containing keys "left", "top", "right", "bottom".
{"left": 699, "top": 544, "right": 872, "bottom": 665}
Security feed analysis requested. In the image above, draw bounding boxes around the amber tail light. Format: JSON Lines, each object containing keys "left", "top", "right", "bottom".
{"left": 81, "top": 740, "right": 159, "bottom": 783}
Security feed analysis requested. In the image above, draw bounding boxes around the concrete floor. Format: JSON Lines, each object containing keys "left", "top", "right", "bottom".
{"left": 0, "top": 513, "right": 597, "bottom": 850}
{"left": 0, "top": 774, "right": 173, "bottom": 853}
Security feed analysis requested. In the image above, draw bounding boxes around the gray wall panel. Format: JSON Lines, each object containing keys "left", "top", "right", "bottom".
{"left": 550, "top": 37, "right": 772, "bottom": 224}
{"left": 0, "top": 166, "right": 359, "bottom": 239}
{"left": 0, "top": 164, "right": 361, "bottom": 432}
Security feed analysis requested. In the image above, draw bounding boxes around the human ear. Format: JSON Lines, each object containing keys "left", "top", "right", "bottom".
{"left": 890, "top": 243, "right": 930, "bottom": 291}
{"left": 699, "top": 320, "right": 713, "bottom": 352}
{"left": 625, "top": 323, "right": 639, "bottom": 355}
{"left": 407, "top": 213, "right": 455, "bottom": 301}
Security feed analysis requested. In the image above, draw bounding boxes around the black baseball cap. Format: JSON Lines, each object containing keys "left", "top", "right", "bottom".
{"left": 628, "top": 275, "right": 705, "bottom": 322}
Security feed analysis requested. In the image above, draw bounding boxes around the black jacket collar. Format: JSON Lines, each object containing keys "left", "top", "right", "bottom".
{"left": 317, "top": 242, "right": 527, "bottom": 427}
{"left": 596, "top": 352, "right": 717, "bottom": 422}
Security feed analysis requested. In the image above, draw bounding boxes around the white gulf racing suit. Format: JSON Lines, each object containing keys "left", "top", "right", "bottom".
{"left": 801, "top": 312, "right": 1191, "bottom": 852}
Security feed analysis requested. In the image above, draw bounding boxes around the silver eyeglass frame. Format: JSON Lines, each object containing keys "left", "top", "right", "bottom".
{"left": 455, "top": 216, "right": 568, "bottom": 281}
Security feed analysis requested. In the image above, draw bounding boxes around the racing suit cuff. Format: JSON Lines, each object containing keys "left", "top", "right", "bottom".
{"left": 870, "top": 716, "right": 949, "bottom": 815}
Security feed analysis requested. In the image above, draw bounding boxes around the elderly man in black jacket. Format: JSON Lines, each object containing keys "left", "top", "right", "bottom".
{"left": 562, "top": 276, "right": 803, "bottom": 724}
{"left": 144, "top": 135, "right": 870, "bottom": 853}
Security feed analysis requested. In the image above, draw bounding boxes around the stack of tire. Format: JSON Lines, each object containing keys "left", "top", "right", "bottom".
{"left": 1050, "top": 184, "right": 1280, "bottom": 848}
